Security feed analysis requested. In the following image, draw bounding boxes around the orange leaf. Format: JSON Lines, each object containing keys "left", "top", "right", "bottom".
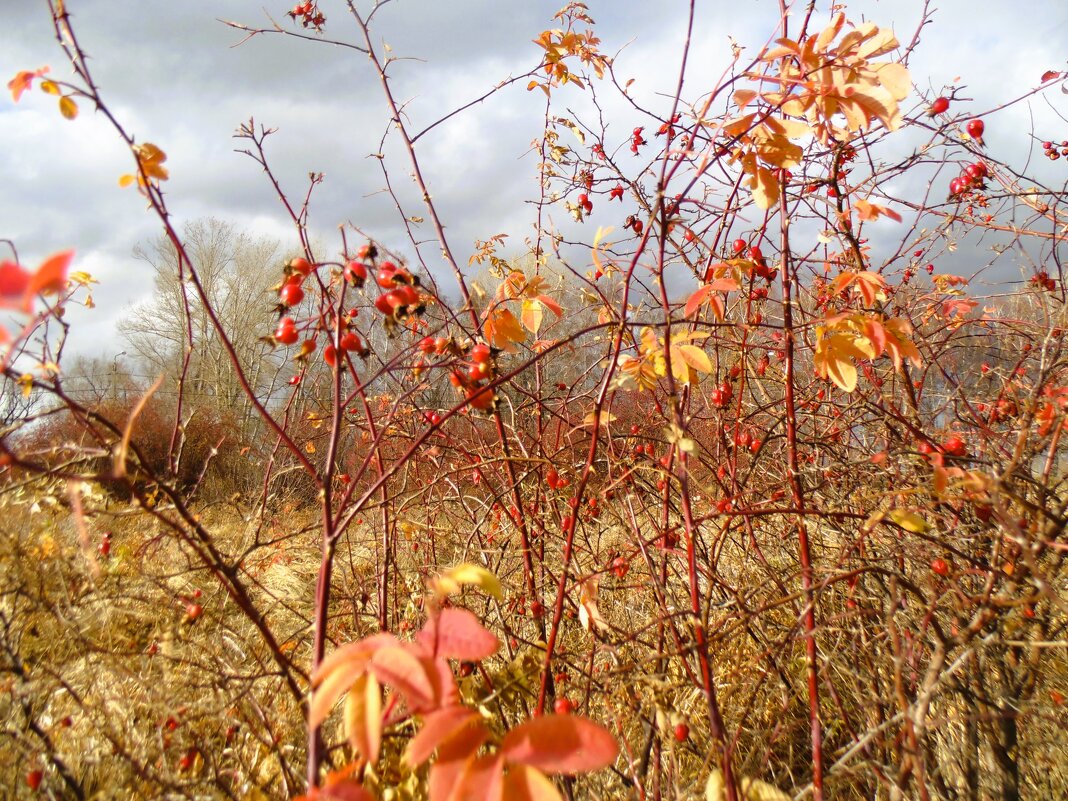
{"left": 7, "top": 66, "right": 48, "bottom": 102}
{"left": 370, "top": 645, "right": 436, "bottom": 711}
{"left": 416, "top": 608, "right": 499, "bottom": 662}
{"left": 501, "top": 714, "right": 618, "bottom": 775}
{"left": 483, "top": 308, "right": 526, "bottom": 351}
{"left": 429, "top": 719, "right": 492, "bottom": 801}
{"left": 405, "top": 706, "right": 482, "bottom": 768}
{"left": 683, "top": 285, "right": 714, "bottom": 319}
{"left": 456, "top": 754, "right": 506, "bottom": 801}
{"left": 502, "top": 765, "right": 563, "bottom": 801}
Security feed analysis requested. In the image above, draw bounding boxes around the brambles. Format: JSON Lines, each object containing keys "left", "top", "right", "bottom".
{"left": 4, "top": 3, "right": 1068, "bottom": 801}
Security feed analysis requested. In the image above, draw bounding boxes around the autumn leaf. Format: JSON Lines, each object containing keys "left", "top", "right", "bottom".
{"left": 7, "top": 66, "right": 49, "bottom": 101}
{"left": 369, "top": 645, "right": 437, "bottom": 711}
{"left": 483, "top": 307, "right": 526, "bottom": 351}
{"left": 404, "top": 705, "right": 483, "bottom": 768}
{"left": 432, "top": 563, "right": 503, "bottom": 600}
{"left": 684, "top": 277, "right": 737, "bottom": 320}
{"left": 503, "top": 765, "right": 564, "bottom": 801}
{"left": 830, "top": 270, "right": 886, "bottom": 307}
{"left": 521, "top": 298, "right": 545, "bottom": 334}
{"left": 58, "top": 95, "right": 78, "bottom": 120}
{"left": 854, "top": 198, "right": 901, "bottom": 223}
{"left": 343, "top": 672, "right": 382, "bottom": 763}
{"left": 416, "top": 608, "right": 499, "bottom": 662}
{"left": 887, "top": 509, "right": 929, "bottom": 533}
{"left": 310, "top": 633, "right": 398, "bottom": 729}
{"left": 577, "top": 576, "right": 608, "bottom": 634}
{"left": 502, "top": 714, "right": 618, "bottom": 774}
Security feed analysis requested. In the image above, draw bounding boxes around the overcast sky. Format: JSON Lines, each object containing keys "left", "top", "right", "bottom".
{"left": 2, "top": 0, "right": 1067, "bottom": 359}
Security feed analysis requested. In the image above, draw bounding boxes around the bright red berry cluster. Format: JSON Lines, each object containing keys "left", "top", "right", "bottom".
{"left": 1042, "top": 138, "right": 1068, "bottom": 161}
{"left": 287, "top": 2, "right": 325, "bottom": 31}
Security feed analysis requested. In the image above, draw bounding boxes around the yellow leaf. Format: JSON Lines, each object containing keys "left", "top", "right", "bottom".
{"left": 58, "top": 95, "right": 78, "bottom": 120}
{"left": 344, "top": 672, "right": 382, "bottom": 763}
{"left": 887, "top": 509, "right": 929, "bottom": 533}
{"left": 740, "top": 777, "right": 792, "bottom": 801}
{"left": 749, "top": 165, "right": 779, "bottom": 209}
{"left": 39, "top": 79, "right": 60, "bottom": 95}
{"left": 118, "top": 174, "right": 136, "bottom": 188}
{"left": 433, "top": 563, "right": 503, "bottom": 600}
{"left": 706, "top": 770, "right": 725, "bottom": 801}
{"left": 675, "top": 344, "right": 712, "bottom": 375}
{"left": 521, "top": 298, "right": 544, "bottom": 334}
{"left": 582, "top": 410, "right": 617, "bottom": 428}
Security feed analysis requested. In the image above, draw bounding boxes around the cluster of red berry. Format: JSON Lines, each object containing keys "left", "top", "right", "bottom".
{"left": 287, "top": 2, "right": 325, "bottom": 31}
{"left": 414, "top": 337, "right": 498, "bottom": 413}
{"left": 948, "top": 159, "right": 988, "bottom": 198}
{"left": 1042, "top": 139, "right": 1068, "bottom": 161}
{"left": 1030, "top": 271, "right": 1058, "bottom": 292}
{"left": 629, "top": 126, "right": 646, "bottom": 154}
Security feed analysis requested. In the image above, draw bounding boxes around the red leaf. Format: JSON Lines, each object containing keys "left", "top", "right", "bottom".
{"left": 417, "top": 608, "right": 499, "bottom": 662}
{"left": 683, "top": 285, "right": 713, "bottom": 318}
{"left": 1041, "top": 70, "right": 1061, "bottom": 82}
{"left": 405, "top": 705, "right": 482, "bottom": 768}
{"left": 501, "top": 714, "right": 618, "bottom": 775}
{"left": 29, "top": 250, "right": 73, "bottom": 296}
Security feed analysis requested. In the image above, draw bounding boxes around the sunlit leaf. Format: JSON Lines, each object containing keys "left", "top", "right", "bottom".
{"left": 887, "top": 509, "right": 929, "bottom": 533}
{"left": 502, "top": 714, "right": 618, "bottom": 774}
{"left": 58, "top": 95, "right": 78, "bottom": 119}
{"left": 432, "top": 563, "right": 504, "bottom": 600}
{"left": 417, "top": 608, "right": 499, "bottom": 662}
{"left": 502, "top": 765, "right": 563, "bottom": 801}
{"left": 370, "top": 645, "right": 436, "bottom": 710}
{"left": 404, "top": 705, "right": 482, "bottom": 768}
{"left": 343, "top": 672, "right": 382, "bottom": 763}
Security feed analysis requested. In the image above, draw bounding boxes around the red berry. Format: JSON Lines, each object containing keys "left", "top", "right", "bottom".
{"left": 530, "top": 600, "right": 545, "bottom": 618}
{"left": 674, "top": 723, "right": 690, "bottom": 742}
{"left": 630, "top": 424, "right": 640, "bottom": 436}
{"left": 279, "top": 282, "right": 304, "bottom": 306}
{"left": 929, "top": 96, "right": 950, "bottom": 115}
{"left": 185, "top": 602, "right": 203, "bottom": 622}
{"left": 930, "top": 558, "right": 950, "bottom": 577}
{"left": 417, "top": 336, "right": 436, "bottom": 354}
{"left": 747, "top": 245, "right": 764, "bottom": 263}
{"left": 546, "top": 469, "right": 560, "bottom": 489}
{"left": 470, "top": 343, "right": 491, "bottom": 364}
{"left": 323, "top": 344, "right": 339, "bottom": 367}
{"left": 275, "top": 317, "right": 299, "bottom": 345}
{"left": 288, "top": 256, "right": 313, "bottom": 276}
{"left": 966, "top": 118, "right": 985, "bottom": 143}
{"left": 339, "top": 332, "right": 362, "bottom": 353}
{"left": 731, "top": 238, "right": 746, "bottom": 254}
{"left": 26, "top": 770, "right": 43, "bottom": 790}
{"left": 554, "top": 698, "right": 573, "bottom": 714}
{"left": 942, "top": 434, "right": 966, "bottom": 456}
{"left": 376, "top": 261, "right": 401, "bottom": 289}
{"left": 344, "top": 260, "right": 367, "bottom": 286}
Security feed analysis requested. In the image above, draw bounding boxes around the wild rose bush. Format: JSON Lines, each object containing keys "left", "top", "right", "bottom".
{"left": 2, "top": 2, "right": 1067, "bottom": 800}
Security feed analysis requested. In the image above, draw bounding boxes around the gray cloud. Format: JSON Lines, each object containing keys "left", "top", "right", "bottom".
{"left": 2, "top": 0, "right": 1067, "bottom": 358}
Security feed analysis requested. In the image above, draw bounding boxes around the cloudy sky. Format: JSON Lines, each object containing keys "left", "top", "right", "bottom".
{"left": 3, "top": 0, "right": 1067, "bottom": 358}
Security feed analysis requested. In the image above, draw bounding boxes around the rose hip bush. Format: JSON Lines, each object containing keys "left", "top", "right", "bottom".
{"left": 2, "top": 2, "right": 1067, "bottom": 800}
